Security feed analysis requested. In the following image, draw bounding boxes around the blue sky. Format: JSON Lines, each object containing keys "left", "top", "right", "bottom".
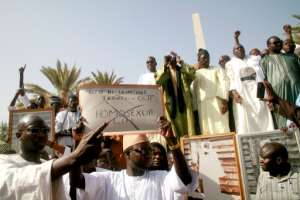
{"left": 0, "top": 0, "right": 299, "bottom": 121}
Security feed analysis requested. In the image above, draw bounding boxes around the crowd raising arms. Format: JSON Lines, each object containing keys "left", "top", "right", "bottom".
{"left": 0, "top": 23, "right": 300, "bottom": 200}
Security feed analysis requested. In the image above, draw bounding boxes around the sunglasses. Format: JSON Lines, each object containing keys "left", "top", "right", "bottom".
{"left": 26, "top": 127, "right": 50, "bottom": 134}
{"left": 131, "top": 147, "right": 153, "bottom": 155}
{"left": 270, "top": 41, "right": 282, "bottom": 45}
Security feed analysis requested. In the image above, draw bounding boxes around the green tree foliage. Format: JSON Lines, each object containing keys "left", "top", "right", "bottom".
{"left": 291, "top": 14, "right": 300, "bottom": 44}
{"left": 25, "top": 60, "right": 82, "bottom": 105}
{"left": 90, "top": 70, "right": 124, "bottom": 85}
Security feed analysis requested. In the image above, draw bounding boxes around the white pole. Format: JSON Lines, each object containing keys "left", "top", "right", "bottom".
{"left": 192, "top": 13, "right": 206, "bottom": 51}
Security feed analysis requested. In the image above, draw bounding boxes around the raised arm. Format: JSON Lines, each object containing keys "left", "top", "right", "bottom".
{"left": 234, "top": 30, "right": 240, "bottom": 46}
{"left": 51, "top": 122, "right": 108, "bottom": 181}
{"left": 263, "top": 81, "right": 300, "bottom": 127}
{"left": 283, "top": 24, "right": 293, "bottom": 41}
{"left": 9, "top": 89, "right": 23, "bottom": 107}
{"left": 159, "top": 117, "right": 192, "bottom": 185}
{"left": 170, "top": 51, "right": 195, "bottom": 81}
{"left": 155, "top": 55, "right": 172, "bottom": 86}
{"left": 19, "top": 64, "right": 26, "bottom": 89}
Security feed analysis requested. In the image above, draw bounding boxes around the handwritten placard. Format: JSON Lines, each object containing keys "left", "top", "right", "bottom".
{"left": 79, "top": 84, "right": 164, "bottom": 135}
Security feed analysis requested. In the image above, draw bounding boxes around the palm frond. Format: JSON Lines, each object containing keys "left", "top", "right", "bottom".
{"left": 292, "top": 14, "right": 300, "bottom": 21}
{"left": 72, "top": 77, "right": 92, "bottom": 91}
{"left": 90, "top": 70, "right": 124, "bottom": 85}
{"left": 65, "top": 64, "right": 81, "bottom": 91}
{"left": 25, "top": 83, "right": 52, "bottom": 96}
{"left": 27, "top": 59, "right": 82, "bottom": 104}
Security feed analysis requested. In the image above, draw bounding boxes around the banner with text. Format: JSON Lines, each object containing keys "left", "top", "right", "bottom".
{"left": 79, "top": 84, "right": 164, "bottom": 135}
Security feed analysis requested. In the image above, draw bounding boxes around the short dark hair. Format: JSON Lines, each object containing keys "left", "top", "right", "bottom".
{"left": 262, "top": 142, "right": 289, "bottom": 161}
{"left": 150, "top": 142, "right": 169, "bottom": 171}
{"left": 266, "top": 36, "right": 281, "bottom": 46}
{"left": 198, "top": 48, "right": 209, "bottom": 56}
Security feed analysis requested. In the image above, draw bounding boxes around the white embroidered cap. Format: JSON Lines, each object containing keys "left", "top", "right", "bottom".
{"left": 123, "top": 134, "right": 149, "bottom": 152}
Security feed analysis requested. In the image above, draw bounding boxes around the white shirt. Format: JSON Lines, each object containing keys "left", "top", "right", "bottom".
{"left": 80, "top": 166, "right": 189, "bottom": 200}
{"left": 0, "top": 154, "right": 67, "bottom": 200}
{"left": 256, "top": 169, "right": 300, "bottom": 200}
{"left": 55, "top": 109, "right": 80, "bottom": 146}
{"left": 137, "top": 72, "right": 156, "bottom": 85}
{"left": 246, "top": 55, "right": 265, "bottom": 82}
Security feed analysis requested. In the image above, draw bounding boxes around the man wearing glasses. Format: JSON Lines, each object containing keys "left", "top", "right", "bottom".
{"left": 137, "top": 56, "right": 157, "bottom": 85}
{"left": 71, "top": 118, "right": 196, "bottom": 200}
{"left": 0, "top": 114, "right": 108, "bottom": 200}
{"left": 138, "top": 56, "right": 166, "bottom": 148}
{"left": 260, "top": 35, "right": 300, "bottom": 128}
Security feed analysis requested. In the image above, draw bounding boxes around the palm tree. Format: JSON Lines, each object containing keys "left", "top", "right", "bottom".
{"left": 90, "top": 70, "right": 124, "bottom": 85}
{"left": 25, "top": 60, "right": 82, "bottom": 104}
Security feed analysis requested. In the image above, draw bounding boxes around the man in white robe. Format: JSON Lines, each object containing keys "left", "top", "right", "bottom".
{"left": 137, "top": 56, "right": 157, "bottom": 85}
{"left": 0, "top": 114, "right": 108, "bottom": 200}
{"left": 193, "top": 49, "right": 229, "bottom": 134}
{"left": 137, "top": 56, "right": 167, "bottom": 147}
{"left": 71, "top": 118, "right": 196, "bottom": 200}
{"left": 55, "top": 94, "right": 82, "bottom": 147}
{"left": 225, "top": 32, "right": 274, "bottom": 134}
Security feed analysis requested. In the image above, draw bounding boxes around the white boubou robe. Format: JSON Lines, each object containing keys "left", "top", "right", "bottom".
{"left": 225, "top": 56, "right": 274, "bottom": 134}
{"left": 137, "top": 72, "right": 156, "bottom": 85}
{"left": 0, "top": 154, "right": 68, "bottom": 200}
{"left": 192, "top": 67, "right": 230, "bottom": 134}
{"left": 76, "top": 166, "right": 197, "bottom": 200}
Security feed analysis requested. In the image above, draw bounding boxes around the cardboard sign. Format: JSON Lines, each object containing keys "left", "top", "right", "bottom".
{"left": 79, "top": 84, "right": 164, "bottom": 135}
{"left": 181, "top": 134, "right": 244, "bottom": 200}
{"left": 236, "top": 129, "right": 300, "bottom": 200}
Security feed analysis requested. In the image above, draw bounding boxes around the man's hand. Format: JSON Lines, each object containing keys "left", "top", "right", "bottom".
{"left": 220, "top": 99, "right": 228, "bottom": 114}
{"left": 266, "top": 102, "right": 276, "bottom": 111}
{"left": 234, "top": 31, "right": 240, "bottom": 39}
{"left": 158, "top": 116, "right": 191, "bottom": 185}
{"left": 19, "top": 64, "right": 26, "bottom": 74}
{"left": 262, "top": 80, "right": 279, "bottom": 104}
{"left": 170, "top": 51, "right": 183, "bottom": 65}
{"left": 232, "top": 90, "right": 242, "bottom": 103}
{"left": 283, "top": 24, "right": 292, "bottom": 35}
{"left": 72, "top": 116, "right": 87, "bottom": 145}
{"left": 72, "top": 122, "right": 109, "bottom": 165}
{"left": 51, "top": 122, "right": 109, "bottom": 181}
{"left": 159, "top": 116, "right": 174, "bottom": 138}
{"left": 72, "top": 121, "right": 85, "bottom": 148}
{"left": 158, "top": 116, "right": 179, "bottom": 147}
{"left": 164, "top": 55, "right": 172, "bottom": 70}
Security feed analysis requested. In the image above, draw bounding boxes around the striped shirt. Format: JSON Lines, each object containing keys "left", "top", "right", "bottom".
{"left": 255, "top": 168, "right": 300, "bottom": 200}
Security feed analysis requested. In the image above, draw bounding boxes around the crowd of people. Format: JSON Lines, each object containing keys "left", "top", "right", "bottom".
{"left": 138, "top": 26, "right": 300, "bottom": 138}
{"left": 0, "top": 24, "right": 300, "bottom": 200}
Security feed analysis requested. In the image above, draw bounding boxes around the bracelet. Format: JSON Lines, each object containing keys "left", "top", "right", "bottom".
{"left": 168, "top": 143, "right": 181, "bottom": 151}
